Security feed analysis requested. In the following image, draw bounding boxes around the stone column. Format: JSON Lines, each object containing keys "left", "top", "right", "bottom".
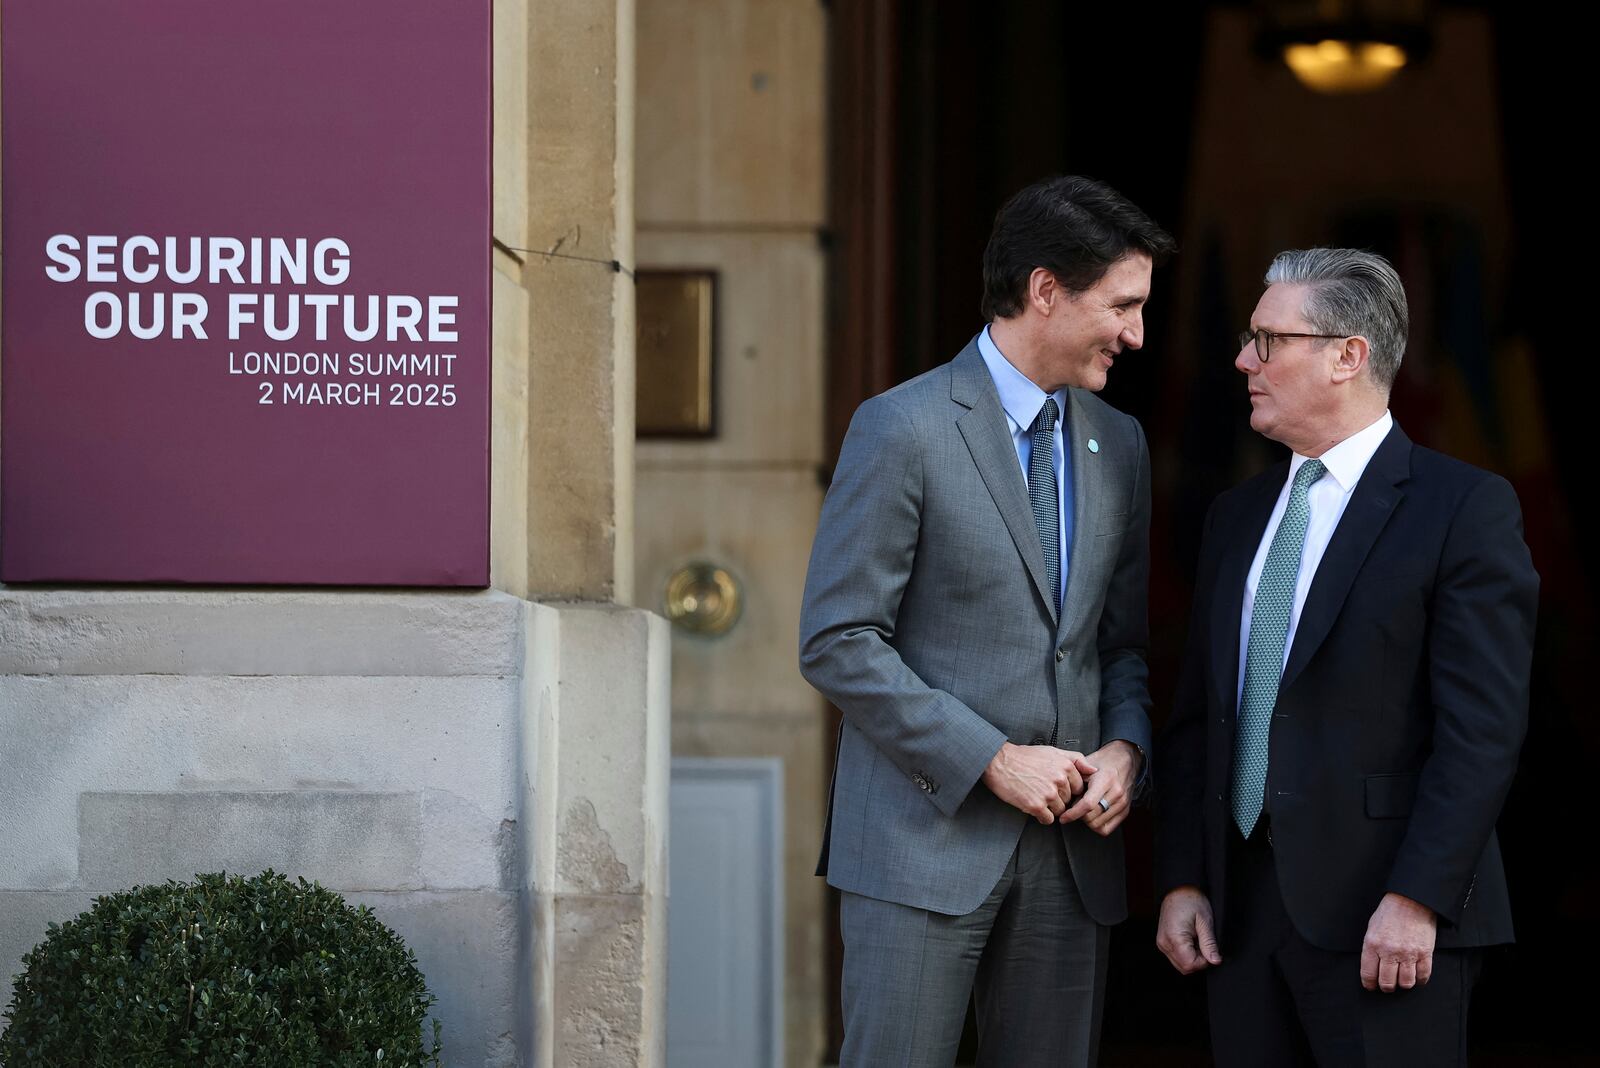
{"left": 548, "top": 606, "right": 670, "bottom": 1068}
{"left": 513, "top": 1, "right": 669, "bottom": 1062}
{"left": 524, "top": 0, "right": 638, "bottom": 605}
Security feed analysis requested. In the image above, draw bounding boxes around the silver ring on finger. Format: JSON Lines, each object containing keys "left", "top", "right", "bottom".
{"left": 1097, "top": 797, "right": 1111, "bottom": 813}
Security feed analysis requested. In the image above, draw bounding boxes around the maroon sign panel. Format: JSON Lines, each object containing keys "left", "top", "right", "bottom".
{"left": 1, "top": 1, "right": 490, "bottom": 585}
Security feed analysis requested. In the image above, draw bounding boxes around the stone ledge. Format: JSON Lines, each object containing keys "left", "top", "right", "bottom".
{"left": 0, "top": 588, "right": 527, "bottom": 676}
{"left": 77, "top": 790, "right": 424, "bottom": 891}
{"left": 0, "top": 674, "right": 520, "bottom": 891}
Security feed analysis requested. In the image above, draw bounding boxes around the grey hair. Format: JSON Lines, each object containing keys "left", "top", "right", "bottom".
{"left": 1263, "top": 248, "right": 1409, "bottom": 390}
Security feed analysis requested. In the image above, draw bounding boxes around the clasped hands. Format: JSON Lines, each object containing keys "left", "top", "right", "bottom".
{"left": 981, "top": 739, "right": 1141, "bottom": 835}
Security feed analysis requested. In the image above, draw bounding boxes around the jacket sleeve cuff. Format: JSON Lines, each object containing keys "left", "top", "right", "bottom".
{"left": 1385, "top": 867, "right": 1466, "bottom": 927}
{"left": 919, "top": 719, "right": 1009, "bottom": 818}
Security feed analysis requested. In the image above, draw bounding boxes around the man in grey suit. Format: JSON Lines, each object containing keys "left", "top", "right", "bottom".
{"left": 800, "top": 175, "right": 1175, "bottom": 1066}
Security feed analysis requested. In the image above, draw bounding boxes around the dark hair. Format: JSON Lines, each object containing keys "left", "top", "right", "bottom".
{"left": 981, "top": 175, "right": 1176, "bottom": 320}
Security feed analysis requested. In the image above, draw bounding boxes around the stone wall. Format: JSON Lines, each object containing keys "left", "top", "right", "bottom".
{"left": 0, "top": 591, "right": 669, "bottom": 1067}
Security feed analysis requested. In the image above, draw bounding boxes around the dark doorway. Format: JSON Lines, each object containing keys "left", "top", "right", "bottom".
{"left": 824, "top": 2, "right": 1593, "bottom": 1064}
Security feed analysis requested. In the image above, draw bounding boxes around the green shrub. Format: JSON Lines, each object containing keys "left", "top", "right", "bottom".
{"left": 0, "top": 870, "right": 441, "bottom": 1067}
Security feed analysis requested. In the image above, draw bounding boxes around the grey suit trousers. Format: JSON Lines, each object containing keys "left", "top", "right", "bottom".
{"left": 839, "top": 822, "right": 1109, "bottom": 1068}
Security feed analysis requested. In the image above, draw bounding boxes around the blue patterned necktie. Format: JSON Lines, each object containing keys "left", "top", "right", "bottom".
{"left": 1028, "top": 397, "right": 1060, "bottom": 614}
{"left": 1232, "top": 458, "right": 1327, "bottom": 838}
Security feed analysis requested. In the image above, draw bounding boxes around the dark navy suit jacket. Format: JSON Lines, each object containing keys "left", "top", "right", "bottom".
{"left": 1156, "top": 424, "right": 1538, "bottom": 951}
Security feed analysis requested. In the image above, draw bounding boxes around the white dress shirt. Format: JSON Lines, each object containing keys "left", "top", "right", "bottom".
{"left": 1236, "top": 410, "right": 1394, "bottom": 709}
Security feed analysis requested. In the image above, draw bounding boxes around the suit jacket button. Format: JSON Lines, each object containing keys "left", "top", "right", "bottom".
{"left": 1055, "top": 648, "right": 1066, "bottom": 663}
{"left": 1030, "top": 736, "right": 1045, "bottom": 746}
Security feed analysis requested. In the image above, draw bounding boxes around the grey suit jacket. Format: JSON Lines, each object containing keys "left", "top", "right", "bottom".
{"left": 800, "top": 338, "right": 1153, "bottom": 920}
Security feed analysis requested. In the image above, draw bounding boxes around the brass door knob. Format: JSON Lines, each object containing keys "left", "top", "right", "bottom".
{"left": 663, "top": 561, "right": 742, "bottom": 636}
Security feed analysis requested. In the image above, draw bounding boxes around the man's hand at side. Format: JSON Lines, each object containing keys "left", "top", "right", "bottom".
{"left": 1156, "top": 887, "right": 1222, "bottom": 974}
{"left": 982, "top": 742, "right": 1098, "bottom": 824}
{"left": 1063, "top": 740, "right": 1142, "bottom": 835}
{"left": 1361, "top": 892, "right": 1436, "bottom": 992}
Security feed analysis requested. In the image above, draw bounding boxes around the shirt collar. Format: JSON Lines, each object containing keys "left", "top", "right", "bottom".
{"left": 977, "top": 324, "right": 1065, "bottom": 433}
{"left": 1290, "top": 409, "right": 1393, "bottom": 492}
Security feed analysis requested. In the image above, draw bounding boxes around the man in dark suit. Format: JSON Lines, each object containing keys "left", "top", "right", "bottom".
{"left": 1155, "top": 248, "right": 1538, "bottom": 1065}
{"left": 801, "top": 176, "right": 1174, "bottom": 1066}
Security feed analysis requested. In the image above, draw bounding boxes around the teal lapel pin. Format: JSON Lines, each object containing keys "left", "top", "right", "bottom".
{"left": 1087, "top": 438, "right": 1100, "bottom": 454}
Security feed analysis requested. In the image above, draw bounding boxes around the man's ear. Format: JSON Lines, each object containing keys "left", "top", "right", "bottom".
{"left": 1331, "top": 334, "right": 1370, "bottom": 384}
{"left": 1028, "top": 267, "right": 1057, "bottom": 316}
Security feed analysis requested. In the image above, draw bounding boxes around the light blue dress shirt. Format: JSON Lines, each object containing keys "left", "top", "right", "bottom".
{"left": 977, "top": 325, "right": 1073, "bottom": 609}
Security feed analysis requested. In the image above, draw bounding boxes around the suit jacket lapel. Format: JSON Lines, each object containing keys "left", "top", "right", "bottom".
{"left": 1210, "top": 468, "right": 1285, "bottom": 716}
{"left": 950, "top": 345, "right": 1058, "bottom": 623}
{"left": 1279, "top": 424, "right": 1411, "bottom": 692}
{"left": 1058, "top": 389, "right": 1099, "bottom": 642}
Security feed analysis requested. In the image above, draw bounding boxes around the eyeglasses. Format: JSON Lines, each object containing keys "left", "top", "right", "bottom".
{"left": 1237, "top": 328, "right": 1347, "bottom": 363}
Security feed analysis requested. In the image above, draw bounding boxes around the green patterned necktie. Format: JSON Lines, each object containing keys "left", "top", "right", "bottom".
{"left": 1231, "top": 458, "right": 1327, "bottom": 838}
